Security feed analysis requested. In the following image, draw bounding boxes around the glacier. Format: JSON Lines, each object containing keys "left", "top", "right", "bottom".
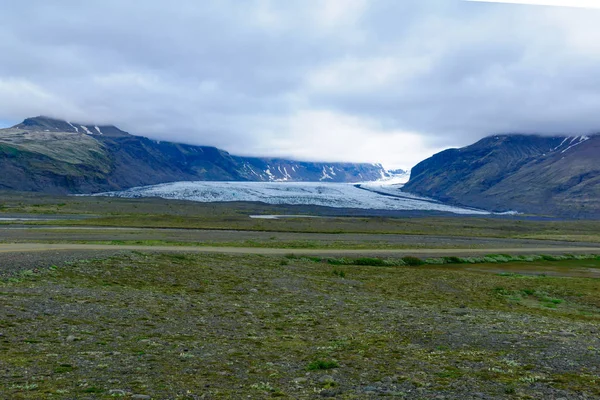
{"left": 95, "top": 181, "right": 491, "bottom": 215}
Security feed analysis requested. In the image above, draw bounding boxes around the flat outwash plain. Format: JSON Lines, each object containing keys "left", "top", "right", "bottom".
{"left": 1, "top": 192, "right": 599, "bottom": 399}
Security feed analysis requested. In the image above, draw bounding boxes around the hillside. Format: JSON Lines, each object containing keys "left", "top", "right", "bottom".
{"left": 0, "top": 116, "right": 387, "bottom": 193}
{"left": 404, "top": 134, "right": 600, "bottom": 217}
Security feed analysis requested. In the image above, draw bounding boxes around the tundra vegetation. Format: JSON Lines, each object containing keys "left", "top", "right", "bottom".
{"left": 1, "top": 252, "right": 599, "bottom": 399}
{"left": 1, "top": 193, "right": 599, "bottom": 398}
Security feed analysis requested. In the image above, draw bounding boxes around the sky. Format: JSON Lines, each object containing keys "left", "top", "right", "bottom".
{"left": 1, "top": 0, "right": 600, "bottom": 169}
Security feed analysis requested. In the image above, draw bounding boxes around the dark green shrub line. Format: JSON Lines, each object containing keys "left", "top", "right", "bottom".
{"left": 317, "top": 253, "right": 600, "bottom": 268}
{"left": 402, "top": 256, "right": 424, "bottom": 266}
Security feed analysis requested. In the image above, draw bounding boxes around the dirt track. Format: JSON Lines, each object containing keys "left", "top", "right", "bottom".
{"left": 1, "top": 243, "right": 599, "bottom": 256}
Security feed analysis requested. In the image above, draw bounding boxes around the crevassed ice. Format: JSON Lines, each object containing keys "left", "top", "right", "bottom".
{"left": 96, "top": 181, "right": 491, "bottom": 215}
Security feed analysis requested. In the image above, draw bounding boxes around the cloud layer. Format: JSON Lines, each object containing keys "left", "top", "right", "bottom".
{"left": 1, "top": 0, "right": 599, "bottom": 168}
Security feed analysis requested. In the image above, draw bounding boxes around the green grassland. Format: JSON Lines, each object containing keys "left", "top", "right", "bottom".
{"left": 1, "top": 192, "right": 600, "bottom": 398}
{"left": 0, "top": 130, "right": 110, "bottom": 167}
{"left": 1, "top": 253, "right": 599, "bottom": 399}
{"left": 2, "top": 192, "right": 600, "bottom": 243}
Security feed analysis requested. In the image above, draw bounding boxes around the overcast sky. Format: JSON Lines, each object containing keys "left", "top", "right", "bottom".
{"left": 1, "top": 0, "right": 600, "bottom": 169}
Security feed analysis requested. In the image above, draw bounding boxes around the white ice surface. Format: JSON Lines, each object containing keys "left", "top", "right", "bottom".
{"left": 95, "top": 181, "right": 491, "bottom": 215}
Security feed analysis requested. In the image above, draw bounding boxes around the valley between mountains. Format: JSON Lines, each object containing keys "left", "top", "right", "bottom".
{"left": 2, "top": 116, "right": 599, "bottom": 218}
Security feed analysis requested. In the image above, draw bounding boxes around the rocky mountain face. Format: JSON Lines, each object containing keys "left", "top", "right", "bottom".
{"left": 404, "top": 134, "right": 600, "bottom": 217}
{"left": 0, "top": 116, "right": 387, "bottom": 194}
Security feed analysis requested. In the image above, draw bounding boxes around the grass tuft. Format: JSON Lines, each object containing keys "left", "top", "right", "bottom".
{"left": 307, "top": 360, "right": 340, "bottom": 371}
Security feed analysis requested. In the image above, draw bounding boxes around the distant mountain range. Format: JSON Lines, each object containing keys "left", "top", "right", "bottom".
{"left": 404, "top": 134, "right": 600, "bottom": 218}
{"left": 0, "top": 116, "right": 392, "bottom": 193}
{"left": 8, "top": 116, "right": 596, "bottom": 218}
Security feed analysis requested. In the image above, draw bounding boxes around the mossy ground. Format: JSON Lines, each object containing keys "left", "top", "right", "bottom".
{"left": 2, "top": 192, "right": 600, "bottom": 242}
{"left": 1, "top": 253, "right": 598, "bottom": 399}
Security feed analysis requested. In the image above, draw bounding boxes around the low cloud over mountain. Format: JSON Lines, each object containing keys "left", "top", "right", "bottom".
{"left": 1, "top": 1, "right": 599, "bottom": 168}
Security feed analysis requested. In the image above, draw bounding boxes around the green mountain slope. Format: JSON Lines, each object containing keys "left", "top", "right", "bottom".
{"left": 0, "top": 116, "right": 387, "bottom": 193}
{"left": 404, "top": 134, "right": 600, "bottom": 217}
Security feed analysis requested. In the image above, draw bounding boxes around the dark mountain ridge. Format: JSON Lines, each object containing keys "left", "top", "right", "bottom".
{"left": 15, "top": 116, "right": 131, "bottom": 137}
{"left": 404, "top": 133, "right": 600, "bottom": 218}
{"left": 0, "top": 116, "right": 387, "bottom": 194}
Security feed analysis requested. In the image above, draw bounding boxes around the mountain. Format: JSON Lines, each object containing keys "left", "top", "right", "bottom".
{"left": 403, "top": 134, "right": 600, "bottom": 217}
{"left": 387, "top": 168, "right": 407, "bottom": 176}
{"left": 383, "top": 168, "right": 410, "bottom": 184}
{"left": 0, "top": 116, "right": 387, "bottom": 194}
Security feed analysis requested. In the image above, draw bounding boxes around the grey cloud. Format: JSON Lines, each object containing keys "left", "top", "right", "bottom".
{"left": 1, "top": 0, "right": 599, "bottom": 166}
{"left": 305, "top": 2, "right": 600, "bottom": 146}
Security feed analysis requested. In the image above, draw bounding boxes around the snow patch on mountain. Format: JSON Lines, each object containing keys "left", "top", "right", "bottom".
{"left": 282, "top": 166, "right": 292, "bottom": 181}
{"left": 67, "top": 122, "right": 79, "bottom": 133}
{"left": 265, "top": 167, "right": 274, "bottom": 180}
{"left": 319, "top": 167, "right": 333, "bottom": 181}
{"left": 561, "top": 136, "right": 589, "bottom": 153}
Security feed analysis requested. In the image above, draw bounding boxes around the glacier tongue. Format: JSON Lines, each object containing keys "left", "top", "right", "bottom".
{"left": 96, "top": 181, "right": 491, "bottom": 215}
